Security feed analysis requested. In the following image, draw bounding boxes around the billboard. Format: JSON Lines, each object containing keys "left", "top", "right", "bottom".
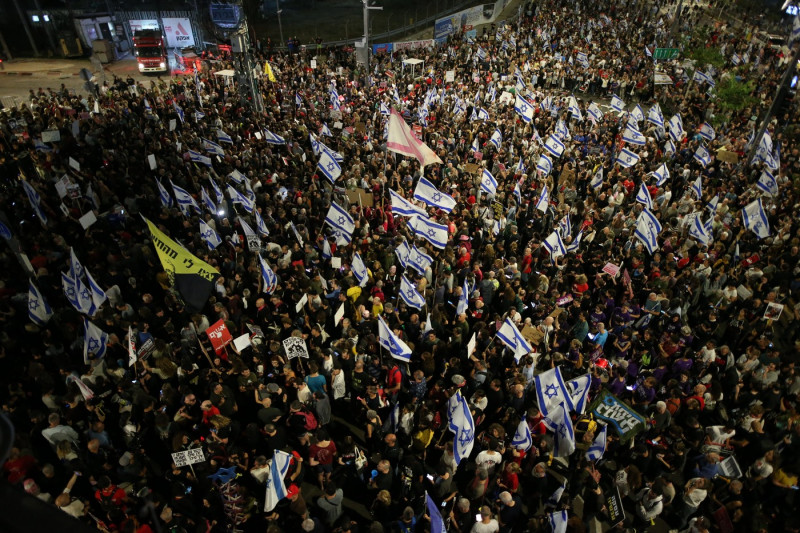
{"left": 162, "top": 17, "right": 195, "bottom": 48}
{"left": 129, "top": 19, "right": 159, "bottom": 32}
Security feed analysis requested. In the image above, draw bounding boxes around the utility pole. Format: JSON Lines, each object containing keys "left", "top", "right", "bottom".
{"left": 276, "top": 0, "right": 284, "bottom": 46}
{"left": 363, "top": 0, "right": 382, "bottom": 87}
{"left": 11, "top": 0, "right": 40, "bottom": 57}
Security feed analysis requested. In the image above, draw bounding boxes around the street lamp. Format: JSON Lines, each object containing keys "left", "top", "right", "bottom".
{"left": 363, "top": 0, "right": 383, "bottom": 86}
{"left": 276, "top": 0, "right": 284, "bottom": 46}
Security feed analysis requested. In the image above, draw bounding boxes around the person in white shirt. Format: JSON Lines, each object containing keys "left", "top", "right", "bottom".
{"left": 673, "top": 477, "right": 710, "bottom": 528}
{"left": 634, "top": 484, "right": 664, "bottom": 523}
{"left": 471, "top": 506, "right": 499, "bottom": 533}
{"left": 475, "top": 440, "right": 503, "bottom": 476}
{"left": 41, "top": 413, "right": 79, "bottom": 447}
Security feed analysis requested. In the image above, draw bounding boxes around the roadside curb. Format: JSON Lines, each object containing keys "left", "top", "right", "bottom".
{"left": 0, "top": 72, "right": 35, "bottom": 76}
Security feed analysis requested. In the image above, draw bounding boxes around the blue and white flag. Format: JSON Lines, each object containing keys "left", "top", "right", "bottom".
{"left": 567, "top": 230, "right": 583, "bottom": 253}
{"left": 227, "top": 184, "right": 255, "bottom": 213}
{"left": 480, "top": 169, "right": 498, "bottom": 195}
{"left": 544, "top": 401, "right": 575, "bottom": 457}
{"left": 668, "top": 114, "right": 685, "bottom": 142}
{"left": 389, "top": 189, "right": 426, "bottom": 217}
{"left": 156, "top": 179, "right": 174, "bottom": 208}
{"left": 202, "top": 138, "right": 225, "bottom": 156}
{"left": 199, "top": 219, "right": 222, "bottom": 250}
{"left": 69, "top": 247, "right": 85, "bottom": 281}
{"left": 536, "top": 154, "right": 553, "bottom": 176}
{"left": 590, "top": 166, "right": 604, "bottom": 190}
{"left": 693, "top": 69, "right": 710, "bottom": 84}
{"left": 554, "top": 119, "right": 569, "bottom": 140}
{"left": 544, "top": 135, "right": 565, "bottom": 158}
{"left": 0, "top": 220, "right": 11, "bottom": 240}
{"left": 543, "top": 230, "right": 566, "bottom": 262}
{"left": 254, "top": 210, "right": 269, "bottom": 236}
{"left": 34, "top": 139, "right": 53, "bottom": 152}
{"left": 512, "top": 418, "right": 533, "bottom": 452}
{"left": 546, "top": 482, "right": 566, "bottom": 508}
{"left": 22, "top": 180, "right": 47, "bottom": 226}
{"left": 514, "top": 94, "right": 535, "bottom": 123}
{"left": 171, "top": 180, "right": 200, "bottom": 216}
{"left": 610, "top": 94, "right": 625, "bottom": 113}
{"left": 187, "top": 149, "right": 212, "bottom": 167}
{"left": 62, "top": 272, "right": 95, "bottom": 316}
{"left": 409, "top": 244, "right": 433, "bottom": 274}
{"left": 216, "top": 130, "right": 233, "bottom": 144}
{"left": 630, "top": 104, "right": 645, "bottom": 123}
{"left": 317, "top": 149, "right": 342, "bottom": 182}
{"left": 263, "top": 129, "right": 286, "bottom": 145}
{"left": 85, "top": 269, "right": 107, "bottom": 310}
{"left": 757, "top": 170, "right": 778, "bottom": 196}
{"left": 636, "top": 183, "right": 653, "bottom": 209}
{"left": 400, "top": 275, "right": 426, "bottom": 310}
{"left": 557, "top": 215, "right": 571, "bottom": 239}
{"left": 426, "top": 493, "right": 446, "bottom": 533}
{"left": 330, "top": 87, "right": 341, "bottom": 110}
{"left": 173, "top": 101, "right": 185, "bottom": 123}
{"left": 295, "top": 92, "right": 302, "bottom": 107}
{"left": 664, "top": 138, "right": 676, "bottom": 156}
{"left": 652, "top": 162, "right": 670, "bottom": 186}
{"left": 647, "top": 103, "right": 664, "bottom": 128}
{"left": 587, "top": 102, "right": 603, "bottom": 122}
{"left": 447, "top": 390, "right": 475, "bottom": 465}
{"left": 699, "top": 122, "right": 716, "bottom": 141}
{"left": 742, "top": 198, "right": 770, "bottom": 239}
{"left": 541, "top": 95, "right": 553, "bottom": 112}
{"left": 535, "top": 185, "right": 549, "bottom": 212}
{"left": 548, "top": 509, "right": 569, "bottom": 533}
{"left": 622, "top": 124, "right": 646, "bottom": 146}
{"left": 414, "top": 177, "right": 456, "bottom": 213}
{"left": 635, "top": 208, "right": 662, "bottom": 254}
{"left": 200, "top": 188, "right": 217, "bottom": 215}
{"left": 408, "top": 215, "right": 448, "bottom": 249}
{"left": 28, "top": 280, "right": 53, "bottom": 326}
{"left": 324, "top": 202, "right": 355, "bottom": 244}
{"left": 576, "top": 51, "right": 589, "bottom": 68}
{"left": 476, "top": 46, "right": 487, "bottom": 61}
{"left": 566, "top": 374, "right": 591, "bottom": 414}
{"left": 259, "top": 255, "right": 278, "bottom": 294}
{"left": 586, "top": 424, "right": 607, "bottom": 462}
{"left": 83, "top": 319, "right": 108, "bottom": 363}
{"left": 380, "top": 102, "right": 391, "bottom": 116}
{"left": 476, "top": 107, "right": 490, "bottom": 121}
{"left": 209, "top": 178, "right": 224, "bottom": 204}
{"left": 690, "top": 176, "right": 703, "bottom": 198}
{"left": 645, "top": 45, "right": 652, "bottom": 57}
{"left": 321, "top": 239, "right": 332, "bottom": 261}
{"left": 534, "top": 367, "right": 571, "bottom": 417}
{"left": 378, "top": 315, "right": 412, "bottom": 362}
{"left": 456, "top": 277, "right": 469, "bottom": 315}
{"left": 616, "top": 148, "right": 640, "bottom": 168}
{"left": 395, "top": 240, "right": 411, "bottom": 269}
{"left": 264, "top": 450, "right": 292, "bottom": 512}
{"left": 351, "top": 253, "right": 369, "bottom": 287}
{"left": 694, "top": 145, "right": 711, "bottom": 167}
{"left": 194, "top": 110, "right": 205, "bottom": 122}
{"left": 489, "top": 129, "right": 502, "bottom": 150}
{"left": 516, "top": 157, "right": 527, "bottom": 174}
{"left": 496, "top": 318, "right": 533, "bottom": 360}
{"left": 689, "top": 214, "right": 712, "bottom": 245}
{"left": 706, "top": 194, "right": 719, "bottom": 213}
{"left": 568, "top": 96, "right": 582, "bottom": 121}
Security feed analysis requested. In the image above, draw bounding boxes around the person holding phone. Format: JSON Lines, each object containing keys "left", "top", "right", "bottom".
{"left": 470, "top": 505, "right": 499, "bottom": 533}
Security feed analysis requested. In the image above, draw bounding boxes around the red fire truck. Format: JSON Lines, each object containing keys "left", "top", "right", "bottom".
{"left": 133, "top": 29, "right": 168, "bottom": 73}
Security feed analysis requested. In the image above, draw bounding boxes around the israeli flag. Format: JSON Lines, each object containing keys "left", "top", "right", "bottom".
{"left": 209, "top": 178, "right": 224, "bottom": 204}
{"left": 647, "top": 103, "right": 664, "bottom": 128}
{"left": 489, "top": 129, "right": 502, "bottom": 150}
{"left": 706, "top": 194, "right": 719, "bottom": 213}
{"left": 610, "top": 94, "right": 625, "bottom": 113}
{"left": 587, "top": 102, "right": 603, "bottom": 122}
{"left": 664, "top": 138, "right": 676, "bottom": 156}
{"left": 264, "top": 450, "right": 292, "bottom": 512}
{"left": 635, "top": 208, "right": 662, "bottom": 254}
{"left": 171, "top": 180, "right": 200, "bottom": 216}
{"left": 324, "top": 202, "right": 355, "bottom": 244}
{"left": 187, "top": 149, "right": 212, "bottom": 167}
{"left": 555, "top": 119, "right": 569, "bottom": 140}
{"left": 693, "top": 69, "right": 709, "bottom": 84}
{"left": 395, "top": 240, "right": 411, "bottom": 269}
{"left": 202, "top": 138, "right": 225, "bottom": 156}
{"left": 548, "top": 509, "right": 569, "bottom": 533}
{"left": 645, "top": 45, "right": 652, "bottom": 57}
{"left": 742, "top": 198, "right": 770, "bottom": 239}
{"left": 69, "top": 247, "right": 85, "bottom": 281}
{"left": 652, "top": 162, "right": 670, "bottom": 186}
{"left": 690, "top": 176, "right": 703, "bottom": 198}
{"left": 194, "top": 110, "right": 205, "bottom": 121}
{"left": 535, "top": 185, "right": 550, "bottom": 212}
{"left": 586, "top": 424, "right": 607, "bottom": 462}
{"left": 689, "top": 214, "right": 712, "bottom": 245}
{"left": 62, "top": 272, "right": 95, "bottom": 316}
{"left": 576, "top": 51, "right": 589, "bottom": 68}
{"left": 173, "top": 101, "right": 185, "bottom": 123}
{"left": 227, "top": 184, "right": 254, "bottom": 213}
{"left": 259, "top": 255, "right": 278, "bottom": 294}
{"left": 409, "top": 244, "right": 433, "bottom": 274}
{"left": 636, "top": 183, "right": 653, "bottom": 209}
{"left": 513, "top": 94, "right": 535, "bottom": 124}
{"left": 380, "top": 102, "right": 391, "bottom": 116}
{"left": 532, "top": 127, "right": 543, "bottom": 146}
{"left": 496, "top": 318, "right": 533, "bottom": 360}
{"left": 544, "top": 135, "right": 565, "bottom": 158}
{"left": 83, "top": 319, "right": 108, "bottom": 363}
{"left": 757, "top": 170, "right": 778, "bottom": 196}
{"left": 156, "top": 179, "right": 174, "bottom": 208}
{"left": 622, "top": 124, "right": 646, "bottom": 146}
{"left": 378, "top": 315, "right": 412, "bottom": 362}
{"left": 321, "top": 239, "right": 332, "bottom": 261}
{"left": 200, "top": 188, "right": 216, "bottom": 215}
{"left": 427, "top": 494, "right": 446, "bottom": 533}
{"left": 512, "top": 418, "right": 533, "bottom": 451}
{"left": 534, "top": 367, "right": 570, "bottom": 417}
{"left": 199, "top": 219, "right": 222, "bottom": 250}
{"left": 389, "top": 189, "right": 426, "bottom": 217}
{"left": 34, "top": 139, "right": 53, "bottom": 152}
{"left": 557, "top": 215, "right": 571, "bottom": 239}
{"left": 456, "top": 277, "right": 469, "bottom": 315}
{"left": 668, "top": 114, "right": 685, "bottom": 142}
{"left": 590, "top": 166, "right": 604, "bottom": 189}
{"left": 85, "top": 269, "right": 107, "bottom": 310}
{"left": 541, "top": 95, "right": 553, "bottom": 112}
{"left": 263, "top": 129, "right": 286, "bottom": 145}
{"left": 480, "top": 169, "right": 498, "bottom": 195}
{"left": 22, "top": 180, "right": 47, "bottom": 226}
{"left": 731, "top": 52, "right": 742, "bottom": 65}
{"left": 351, "top": 253, "right": 369, "bottom": 287}
{"left": 414, "top": 177, "right": 456, "bottom": 213}
{"left": 254, "top": 210, "right": 269, "bottom": 236}
{"left": 543, "top": 230, "right": 566, "bottom": 262}
{"left": 566, "top": 374, "right": 591, "bottom": 414}
{"left": 216, "top": 130, "right": 233, "bottom": 144}
{"left": 447, "top": 390, "right": 475, "bottom": 465}
{"left": 400, "top": 275, "right": 426, "bottom": 310}
{"left": 0, "top": 220, "right": 11, "bottom": 241}
{"left": 616, "top": 148, "right": 640, "bottom": 168}
{"left": 476, "top": 108, "right": 490, "bottom": 121}
{"left": 694, "top": 145, "right": 711, "bottom": 167}
{"left": 544, "top": 401, "right": 575, "bottom": 457}
{"left": 536, "top": 154, "right": 553, "bottom": 176}
{"left": 516, "top": 157, "right": 527, "bottom": 174}
{"left": 699, "top": 122, "right": 716, "bottom": 141}
{"left": 317, "top": 149, "right": 342, "bottom": 182}
{"left": 408, "top": 215, "right": 449, "bottom": 249}
{"left": 28, "top": 280, "right": 53, "bottom": 326}
{"left": 568, "top": 96, "right": 583, "bottom": 121}
{"left": 476, "top": 46, "right": 487, "bottom": 61}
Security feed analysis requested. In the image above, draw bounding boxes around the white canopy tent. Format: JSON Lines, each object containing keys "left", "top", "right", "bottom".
{"left": 213, "top": 69, "right": 236, "bottom": 86}
{"left": 402, "top": 58, "right": 424, "bottom": 78}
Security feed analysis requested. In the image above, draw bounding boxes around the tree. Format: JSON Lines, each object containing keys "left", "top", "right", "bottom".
{"left": 711, "top": 75, "right": 759, "bottom": 126}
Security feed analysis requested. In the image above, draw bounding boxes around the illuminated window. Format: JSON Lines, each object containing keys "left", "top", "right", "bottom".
{"left": 32, "top": 15, "right": 40, "bottom": 22}
{"left": 44, "top": 15, "right": 50, "bottom": 21}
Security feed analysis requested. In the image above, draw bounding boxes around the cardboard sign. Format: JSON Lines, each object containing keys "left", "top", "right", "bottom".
{"left": 331, "top": 257, "right": 342, "bottom": 269}
{"left": 602, "top": 262, "right": 620, "bottom": 277}
{"left": 233, "top": 333, "right": 252, "bottom": 352}
{"left": 556, "top": 294, "right": 573, "bottom": 306}
{"left": 521, "top": 324, "right": 544, "bottom": 345}
{"left": 346, "top": 189, "right": 374, "bottom": 207}
{"left": 464, "top": 163, "right": 480, "bottom": 174}
{"left": 171, "top": 448, "right": 205, "bottom": 467}
{"left": 55, "top": 176, "right": 70, "bottom": 199}
{"left": 474, "top": 151, "right": 483, "bottom": 161}
{"left": 206, "top": 319, "right": 233, "bottom": 354}
{"left": 283, "top": 336, "right": 309, "bottom": 359}
{"left": 467, "top": 332, "right": 477, "bottom": 359}
{"left": 246, "top": 323, "right": 264, "bottom": 338}
{"left": 718, "top": 456, "right": 743, "bottom": 479}
{"left": 148, "top": 154, "right": 157, "bottom": 170}
{"left": 763, "top": 302, "right": 784, "bottom": 321}
{"left": 606, "top": 486, "right": 625, "bottom": 528}
{"left": 79, "top": 211, "right": 97, "bottom": 229}
{"left": 42, "top": 129, "right": 61, "bottom": 143}
{"left": 310, "top": 59, "right": 317, "bottom": 69}
{"left": 355, "top": 122, "right": 366, "bottom": 133}
{"left": 296, "top": 293, "right": 308, "bottom": 313}
{"left": 716, "top": 149, "right": 739, "bottom": 163}
{"left": 246, "top": 234, "right": 261, "bottom": 252}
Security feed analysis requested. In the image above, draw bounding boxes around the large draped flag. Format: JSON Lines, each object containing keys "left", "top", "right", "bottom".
{"left": 616, "top": 148, "right": 640, "bottom": 168}
{"left": 414, "top": 177, "right": 456, "bottom": 212}
{"left": 317, "top": 148, "right": 342, "bottom": 182}
{"left": 635, "top": 183, "right": 653, "bottom": 209}
{"left": 28, "top": 280, "right": 53, "bottom": 325}
{"left": 496, "top": 318, "right": 533, "bottom": 360}
{"left": 566, "top": 374, "right": 591, "bottom": 414}
{"left": 324, "top": 202, "right": 355, "bottom": 244}
{"left": 199, "top": 219, "right": 222, "bottom": 250}
{"left": 742, "top": 198, "right": 770, "bottom": 239}
{"left": 534, "top": 367, "right": 570, "bottom": 417}
{"left": 409, "top": 244, "right": 433, "bottom": 274}
{"left": 264, "top": 450, "right": 292, "bottom": 512}
{"left": 408, "top": 215, "right": 448, "bottom": 249}
{"left": 514, "top": 94, "right": 535, "bottom": 122}
{"left": 144, "top": 217, "right": 219, "bottom": 312}
{"left": 389, "top": 189, "right": 426, "bottom": 217}
{"left": 83, "top": 319, "right": 108, "bottom": 363}
{"left": 634, "top": 208, "right": 662, "bottom": 254}
{"left": 377, "top": 315, "right": 412, "bottom": 361}
{"left": 544, "top": 401, "right": 575, "bottom": 457}
{"left": 387, "top": 110, "right": 442, "bottom": 167}
{"left": 512, "top": 418, "right": 533, "bottom": 451}
{"left": 586, "top": 424, "right": 608, "bottom": 461}
{"left": 480, "top": 169, "right": 498, "bottom": 195}
{"left": 400, "top": 275, "right": 426, "bottom": 310}
{"left": 62, "top": 272, "right": 95, "bottom": 315}
{"left": 651, "top": 162, "right": 669, "bottom": 186}
{"left": 447, "top": 390, "right": 475, "bottom": 465}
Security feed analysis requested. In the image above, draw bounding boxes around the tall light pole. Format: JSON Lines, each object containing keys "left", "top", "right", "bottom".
{"left": 363, "top": 0, "right": 382, "bottom": 86}
{"left": 276, "top": 0, "right": 284, "bottom": 46}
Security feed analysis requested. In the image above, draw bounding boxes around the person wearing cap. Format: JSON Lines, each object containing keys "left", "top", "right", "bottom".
{"left": 471, "top": 505, "right": 499, "bottom": 533}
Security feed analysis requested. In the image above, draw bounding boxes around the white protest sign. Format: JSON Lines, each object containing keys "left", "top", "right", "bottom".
{"left": 148, "top": 154, "right": 157, "bottom": 170}
{"left": 169, "top": 119, "right": 177, "bottom": 131}
{"left": 283, "top": 336, "right": 309, "bottom": 359}
{"left": 55, "top": 176, "right": 70, "bottom": 199}
{"left": 69, "top": 157, "right": 81, "bottom": 171}
{"left": 331, "top": 257, "right": 342, "bottom": 269}
{"left": 334, "top": 303, "right": 345, "bottom": 326}
{"left": 41, "top": 129, "right": 61, "bottom": 143}
{"left": 254, "top": 131, "right": 263, "bottom": 140}
{"left": 602, "top": 263, "right": 620, "bottom": 277}
{"left": 467, "top": 332, "right": 477, "bottom": 359}
{"left": 171, "top": 448, "right": 206, "bottom": 467}
{"left": 311, "top": 59, "right": 317, "bottom": 69}
{"left": 79, "top": 211, "right": 97, "bottom": 229}
{"left": 233, "top": 333, "right": 252, "bottom": 352}
{"left": 445, "top": 70, "right": 455, "bottom": 82}
{"left": 296, "top": 293, "right": 308, "bottom": 313}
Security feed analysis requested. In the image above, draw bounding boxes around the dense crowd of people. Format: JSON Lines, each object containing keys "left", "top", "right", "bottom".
{"left": 1, "top": 0, "right": 800, "bottom": 532}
